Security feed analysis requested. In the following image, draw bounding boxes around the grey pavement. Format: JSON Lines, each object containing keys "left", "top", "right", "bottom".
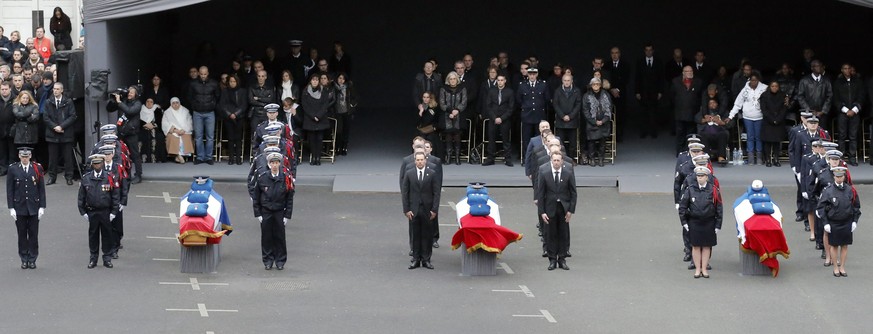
{"left": 1, "top": 179, "right": 871, "bottom": 333}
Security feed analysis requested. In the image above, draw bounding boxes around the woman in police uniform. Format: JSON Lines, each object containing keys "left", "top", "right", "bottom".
{"left": 817, "top": 167, "right": 860, "bottom": 277}
{"left": 678, "top": 166, "right": 723, "bottom": 278}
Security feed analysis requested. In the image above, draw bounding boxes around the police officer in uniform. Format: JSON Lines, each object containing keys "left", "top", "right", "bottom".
{"left": 248, "top": 143, "right": 289, "bottom": 199}
{"left": 99, "top": 145, "right": 130, "bottom": 258}
{"left": 78, "top": 154, "right": 120, "bottom": 269}
{"left": 674, "top": 142, "right": 705, "bottom": 262}
{"left": 817, "top": 166, "right": 860, "bottom": 277}
{"left": 7, "top": 147, "right": 45, "bottom": 269}
{"left": 788, "top": 111, "right": 813, "bottom": 223}
{"left": 800, "top": 140, "right": 828, "bottom": 239}
{"left": 516, "top": 67, "right": 551, "bottom": 155}
{"left": 251, "top": 103, "right": 284, "bottom": 153}
{"left": 678, "top": 166, "right": 723, "bottom": 279}
{"left": 252, "top": 152, "right": 295, "bottom": 270}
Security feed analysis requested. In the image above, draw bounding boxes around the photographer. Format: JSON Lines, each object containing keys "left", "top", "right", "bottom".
{"left": 109, "top": 86, "right": 143, "bottom": 183}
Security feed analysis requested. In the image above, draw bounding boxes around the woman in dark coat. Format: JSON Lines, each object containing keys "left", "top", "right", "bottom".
{"left": 11, "top": 91, "right": 39, "bottom": 147}
{"left": 141, "top": 74, "right": 170, "bottom": 162}
{"left": 582, "top": 77, "right": 613, "bottom": 167}
{"left": 49, "top": 7, "right": 73, "bottom": 51}
{"left": 816, "top": 168, "right": 860, "bottom": 277}
{"left": 333, "top": 73, "right": 357, "bottom": 156}
{"left": 678, "top": 166, "right": 723, "bottom": 278}
{"left": 438, "top": 72, "right": 467, "bottom": 165}
{"left": 760, "top": 81, "right": 789, "bottom": 167}
{"left": 416, "top": 91, "right": 442, "bottom": 158}
{"left": 301, "top": 74, "right": 335, "bottom": 166}
{"left": 218, "top": 75, "right": 248, "bottom": 165}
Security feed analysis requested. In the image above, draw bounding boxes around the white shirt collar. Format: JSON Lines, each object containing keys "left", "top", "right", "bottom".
{"left": 699, "top": 182, "right": 707, "bottom": 189}
{"left": 812, "top": 74, "right": 821, "bottom": 81}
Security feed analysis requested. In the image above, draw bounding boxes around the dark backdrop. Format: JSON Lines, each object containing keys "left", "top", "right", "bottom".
{"left": 111, "top": 0, "right": 873, "bottom": 110}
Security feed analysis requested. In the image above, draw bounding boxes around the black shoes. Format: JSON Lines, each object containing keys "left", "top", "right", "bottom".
{"left": 421, "top": 261, "right": 434, "bottom": 270}
{"left": 432, "top": 241, "right": 439, "bottom": 249}
{"left": 558, "top": 260, "right": 569, "bottom": 270}
{"left": 87, "top": 261, "right": 97, "bottom": 269}
{"left": 505, "top": 160, "right": 514, "bottom": 167}
{"left": 28, "top": 262, "right": 36, "bottom": 269}
{"left": 564, "top": 251, "right": 572, "bottom": 258}
{"left": 688, "top": 263, "right": 696, "bottom": 270}
{"left": 193, "top": 160, "right": 203, "bottom": 165}
{"left": 773, "top": 161, "right": 781, "bottom": 167}
{"left": 66, "top": 178, "right": 74, "bottom": 185}
{"left": 46, "top": 176, "right": 57, "bottom": 185}
{"left": 236, "top": 157, "right": 243, "bottom": 165}
{"left": 547, "top": 260, "right": 557, "bottom": 271}
{"left": 408, "top": 261, "right": 421, "bottom": 270}
{"left": 683, "top": 253, "right": 692, "bottom": 262}
{"left": 408, "top": 250, "right": 413, "bottom": 256}
{"left": 21, "top": 262, "right": 28, "bottom": 269}
{"left": 103, "top": 261, "right": 113, "bottom": 268}
{"left": 795, "top": 213, "right": 804, "bottom": 222}
{"left": 482, "top": 159, "right": 495, "bottom": 166}
{"left": 265, "top": 263, "right": 273, "bottom": 270}
{"left": 131, "top": 176, "right": 142, "bottom": 184}
{"left": 849, "top": 158, "right": 858, "bottom": 166}
{"left": 206, "top": 160, "right": 214, "bottom": 165}
{"left": 765, "top": 160, "right": 772, "bottom": 167}
{"left": 111, "top": 252, "right": 119, "bottom": 259}
{"left": 276, "top": 264, "right": 284, "bottom": 270}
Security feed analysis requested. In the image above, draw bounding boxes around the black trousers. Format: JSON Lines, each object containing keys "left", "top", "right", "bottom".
{"left": 555, "top": 127, "right": 578, "bottom": 160}
{"left": 0, "top": 137, "right": 14, "bottom": 173}
{"left": 763, "top": 141, "right": 782, "bottom": 161}
{"left": 223, "top": 118, "right": 244, "bottom": 159}
{"left": 260, "top": 209, "right": 288, "bottom": 266}
{"left": 614, "top": 96, "right": 627, "bottom": 141}
{"left": 674, "top": 121, "right": 697, "bottom": 154}
{"left": 47, "top": 141, "right": 74, "bottom": 179}
{"left": 794, "top": 176, "right": 804, "bottom": 218}
{"left": 87, "top": 210, "right": 114, "bottom": 262}
{"left": 16, "top": 215, "right": 39, "bottom": 262}
{"left": 837, "top": 113, "right": 860, "bottom": 158}
{"left": 521, "top": 122, "right": 538, "bottom": 158}
{"left": 638, "top": 96, "right": 659, "bottom": 137}
{"left": 337, "top": 113, "right": 352, "bottom": 149}
{"left": 700, "top": 130, "right": 729, "bottom": 159}
{"left": 487, "top": 119, "right": 513, "bottom": 160}
{"left": 545, "top": 205, "right": 569, "bottom": 260}
{"left": 409, "top": 206, "right": 433, "bottom": 262}
{"left": 306, "top": 129, "right": 324, "bottom": 162}
{"left": 139, "top": 127, "right": 167, "bottom": 162}
{"left": 122, "top": 134, "right": 142, "bottom": 177}
{"left": 682, "top": 227, "right": 691, "bottom": 254}
{"left": 110, "top": 211, "right": 124, "bottom": 255}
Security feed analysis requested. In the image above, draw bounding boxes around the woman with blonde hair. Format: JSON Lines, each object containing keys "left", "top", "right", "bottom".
{"left": 438, "top": 71, "right": 467, "bottom": 165}
{"left": 11, "top": 90, "right": 40, "bottom": 148}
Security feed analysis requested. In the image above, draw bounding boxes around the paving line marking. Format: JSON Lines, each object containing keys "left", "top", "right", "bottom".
{"left": 512, "top": 309, "right": 556, "bottom": 323}
{"left": 497, "top": 262, "right": 514, "bottom": 274}
{"left": 135, "top": 192, "right": 173, "bottom": 203}
{"left": 165, "top": 303, "right": 238, "bottom": 317}
{"left": 491, "top": 285, "right": 534, "bottom": 298}
{"left": 159, "top": 278, "right": 229, "bottom": 291}
{"left": 152, "top": 258, "right": 180, "bottom": 262}
{"left": 446, "top": 201, "right": 456, "bottom": 211}
{"left": 141, "top": 212, "right": 178, "bottom": 224}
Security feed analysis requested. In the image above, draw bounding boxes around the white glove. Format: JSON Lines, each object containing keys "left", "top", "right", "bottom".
{"left": 10, "top": 209, "right": 16, "bottom": 219}
{"left": 109, "top": 213, "right": 116, "bottom": 221}
{"left": 83, "top": 214, "right": 89, "bottom": 221}
{"left": 802, "top": 192, "right": 809, "bottom": 200}
{"left": 675, "top": 203, "right": 680, "bottom": 210}
{"left": 795, "top": 173, "right": 801, "bottom": 182}
{"left": 683, "top": 224, "right": 689, "bottom": 232}
{"left": 824, "top": 224, "right": 831, "bottom": 233}
{"left": 715, "top": 228, "right": 720, "bottom": 234}
{"left": 38, "top": 208, "right": 44, "bottom": 219}
{"left": 791, "top": 167, "right": 796, "bottom": 173}
{"left": 852, "top": 222, "right": 857, "bottom": 232}
{"left": 283, "top": 218, "right": 289, "bottom": 226}
{"left": 119, "top": 205, "right": 124, "bottom": 212}
{"left": 257, "top": 216, "right": 262, "bottom": 223}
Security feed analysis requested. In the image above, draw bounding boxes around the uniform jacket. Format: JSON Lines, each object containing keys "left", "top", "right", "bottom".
{"left": 796, "top": 74, "right": 833, "bottom": 113}
{"left": 77, "top": 170, "right": 120, "bottom": 215}
{"left": 104, "top": 160, "right": 130, "bottom": 206}
{"left": 401, "top": 166, "right": 441, "bottom": 214}
{"left": 790, "top": 129, "right": 829, "bottom": 169}
{"left": 552, "top": 86, "right": 582, "bottom": 129}
{"left": 252, "top": 169, "right": 295, "bottom": 218}
{"left": 817, "top": 183, "right": 861, "bottom": 224}
{"left": 534, "top": 162, "right": 577, "bottom": 216}
{"left": 678, "top": 181, "right": 723, "bottom": 229}
{"left": 6, "top": 162, "right": 46, "bottom": 215}
{"left": 516, "top": 79, "right": 550, "bottom": 124}
{"left": 188, "top": 79, "right": 220, "bottom": 112}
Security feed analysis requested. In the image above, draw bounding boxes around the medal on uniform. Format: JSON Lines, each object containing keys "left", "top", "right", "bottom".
{"left": 691, "top": 198, "right": 695, "bottom": 203}
{"left": 102, "top": 184, "right": 110, "bottom": 192}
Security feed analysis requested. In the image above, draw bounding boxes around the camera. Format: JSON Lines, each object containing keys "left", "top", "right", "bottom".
{"left": 112, "top": 87, "right": 129, "bottom": 98}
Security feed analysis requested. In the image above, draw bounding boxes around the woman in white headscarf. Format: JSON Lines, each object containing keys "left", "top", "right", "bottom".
{"left": 161, "top": 97, "right": 194, "bottom": 163}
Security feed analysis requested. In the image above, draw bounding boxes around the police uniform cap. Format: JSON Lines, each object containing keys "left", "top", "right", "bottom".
{"left": 99, "top": 145, "right": 115, "bottom": 155}
{"left": 101, "top": 134, "right": 118, "bottom": 142}
{"left": 17, "top": 147, "right": 33, "bottom": 157}
{"left": 688, "top": 142, "right": 705, "bottom": 151}
{"left": 263, "top": 146, "right": 282, "bottom": 154}
{"left": 262, "top": 135, "right": 281, "bottom": 145}
{"left": 289, "top": 40, "right": 303, "bottom": 46}
{"left": 265, "top": 103, "right": 281, "bottom": 113}
{"left": 826, "top": 150, "right": 843, "bottom": 159}
{"left": 265, "top": 124, "right": 284, "bottom": 135}
{"left": 100, "top": 124, "right": 117, "bottom": 133}
{"left": 831, "top": 166, "right": 848, "bottom": 177}
{"left": 822, "top": 141, "right": 838, "bottom": 149}
{"left": 89, "top": 154, "right": 106, "bottom": 164}
{"left": 811, "top": 140, "right": 824, "bottom": 147}
{"left": 267, "top": 152, "right": 283, "bottom": 162}
{"left": 807, "top": 116, "right": 819, "bottom": 123}
{"left": 526, "top": 67, "right": 539, "bottom": 73}
{"left": 799, "top": 111, "right": 813, "bottom": 118}
{"left": 694, "top": 166, "right": 711, "bottom": 175}
{"left": 692, "top": 153, "right": 710, "bottom": 165}
{"left": 686, "top": 134, "right": 701, "bottom": 143}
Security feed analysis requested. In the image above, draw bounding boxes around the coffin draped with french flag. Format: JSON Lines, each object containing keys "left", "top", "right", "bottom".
{"left": 178, "top": 178, "right": 233, "bottom": 246}
{"left": 733, "top": 185, "right": 790, "bottom": 277}
{"left": 451, "top": 184, "right": 522, "bottom": 253}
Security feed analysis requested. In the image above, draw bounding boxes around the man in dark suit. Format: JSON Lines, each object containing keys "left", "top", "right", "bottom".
{"left": 671, "top": 66, "right": 705, "bottom": 154}
{"left": 635, "top": 43, "right": 664, "bottom": 138}
{"left": 605, "top": 47, "right": 629, "bottom": 142}
{"left": 665, "top": 48, "right": 689, "bottom": 82}
{"left": 535, "top": 151, "right": 576, "bottom": 271}
{"left": 43, "top": 82, "right": 77, "bottom": 185}
{"left": 7, "top": 147, "right": 46, "bottom": 269}
{"left": 483, "top": 75, "right": 515, "bottom": 166}
{"left": 692, "top": 50, "right": 713, "bottom": 85}
{"left": 401, "top": 152, "right": 441, "bottom": 270}
{"left": 553, "top": 74, "right": 582, "bottom": 163}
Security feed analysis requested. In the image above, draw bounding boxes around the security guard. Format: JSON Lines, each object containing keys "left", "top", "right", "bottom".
{"left": 248, "top": 145, "right": 283, "bottom": 199}
{"left": 788, "top": 111, "right": 814, "bottom": 223}
{"left": 816, "top": 166, "right": 860, "bottom": 277}
{"left": 251, "top": 103, "right": 284, "bottom": 154}
{"left": 78, "top": 154, "right": 121, "bottom": 269}
{"left": 675, "top": 135, "right": 702, "bottom": 171}
{"left": 6, "top": 147, "right": 46, "bottom": 269}
{"left": 252, "top": 152, "right": 295, "bottom": 270}
{"left": 516, "top": 67, "right": 551, "bottom": 153}
{"left": 99, "top": 145, "right": 130, "bottom": 259}
{"left": 811, "top": 149, "right": 847, "bottom": 262}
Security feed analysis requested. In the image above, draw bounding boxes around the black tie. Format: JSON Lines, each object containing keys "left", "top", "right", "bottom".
{"left": 554, "top": 171, "right": 560, "bottom": 185}
{"left": 24, "top": 166, "right": 28, "bottom": 174}
{"left": 419, "top": 170, "right": 423, "bottom": 182}
{"left": 647, "top": 60, "right": 651, "bottom": 67}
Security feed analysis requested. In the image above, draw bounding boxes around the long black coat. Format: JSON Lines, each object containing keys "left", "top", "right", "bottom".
{"left": 670, "top": 77, "right": 704, "bottom": 122}
{"left": 12, "top": 103, "right": 39, "bottom": 145}
{"left": 0, "top": 93, "right": 16, "bottom": 138}
{"left": 760, "top": 91, "right": 788, "bottom": 142}
{"left": 43, "top": 96, "right": 77, "bottom": 143}
{"left": 301, "top": 87, "right": 335, "bottom": 131}
{"left": 553, "top": 86, "right": 582, "bottom": 129}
